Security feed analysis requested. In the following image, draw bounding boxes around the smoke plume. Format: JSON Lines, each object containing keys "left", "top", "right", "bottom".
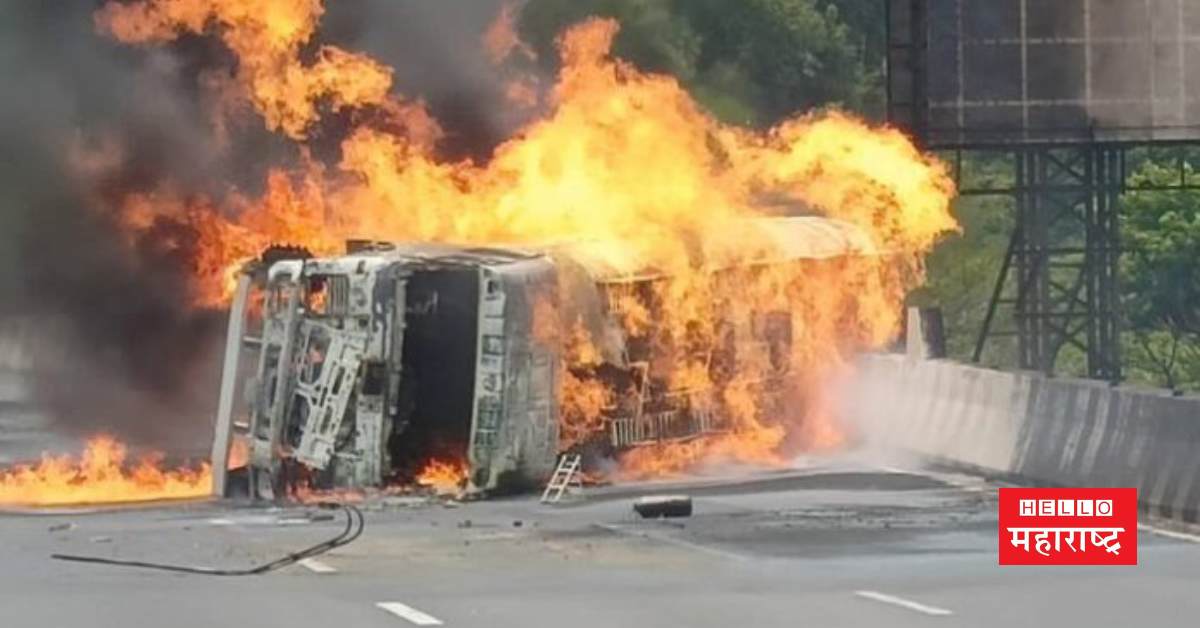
{"left": 0, "top": 1, "right": 528, "bottom": 453}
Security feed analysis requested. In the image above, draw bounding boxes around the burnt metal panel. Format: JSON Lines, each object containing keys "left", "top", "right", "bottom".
{"left": 210, "top": 273, "right": 253, "bottom": 496}
{"left": 468, "top": 257, "right": 560, "bottom": 492}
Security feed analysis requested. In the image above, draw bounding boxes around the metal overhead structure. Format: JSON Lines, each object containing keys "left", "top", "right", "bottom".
{"left": 966, "top": 143, "right": 1123, "bottom": 379}
{"left": 886, "top": 0, "right": 1200, "bottom": 380}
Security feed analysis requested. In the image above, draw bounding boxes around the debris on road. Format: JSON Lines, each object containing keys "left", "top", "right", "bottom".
{"left": 380, "top": 496, "right": 431, "bottom": 509}
{"left": 633, "top": 495, "right": 693, "bottom": 519}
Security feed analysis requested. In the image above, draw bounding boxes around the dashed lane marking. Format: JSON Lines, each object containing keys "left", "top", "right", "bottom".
{"left": 298, "top": 558, "right": 337, "bottom": 574}
{"left": 376, "top": 602, "right": 444, "bottom": 626}
{"left": 855, "top": 590, "right": 953, "bottom": 616}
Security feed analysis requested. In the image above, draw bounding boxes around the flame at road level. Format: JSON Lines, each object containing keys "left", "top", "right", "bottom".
{"left": 94, "top": 4, "right": 958, "bottom": 478}
{"left": 415, "top": 458, "right": 469, "bottom": 495}
{"left": 0, "top": 437, "right": 211, "bottom": 507}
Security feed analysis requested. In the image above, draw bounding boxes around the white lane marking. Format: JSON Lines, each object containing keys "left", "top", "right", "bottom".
{"left": 298, "top": 558, "right": 337, "bottom": 574}
{"left": 376, "top": 602, "right": 444, "bottom": 626}
{"left": 207, "top": 518, "right": 235, "bottom": 526}
{"left": 855, "top": 590, "right": 953, "bottom": 617}
{"left": 468, "top": 532, "right": 521, "bottom": 542}
{"left": 274, "top": 518, "right": 315, "bottom": 526}
{"left": 594, "top": 523, "right": 749, "bottom": 562}
{"left": 1138, "top": 523, "right": 1200, "bottom": 544}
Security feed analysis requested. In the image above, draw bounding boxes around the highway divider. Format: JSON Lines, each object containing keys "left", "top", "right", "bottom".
{"left": 848, "top": 354, "right": 1200, "bottom": 524}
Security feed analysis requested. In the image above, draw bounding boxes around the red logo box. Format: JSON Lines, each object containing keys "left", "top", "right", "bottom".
{"left": 998, "top": 488, "right": 1137, "bottom": 565}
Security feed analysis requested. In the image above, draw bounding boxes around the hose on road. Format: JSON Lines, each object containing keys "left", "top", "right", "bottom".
{"left": 50, "top": 502, "right": 364, "bottom": 576}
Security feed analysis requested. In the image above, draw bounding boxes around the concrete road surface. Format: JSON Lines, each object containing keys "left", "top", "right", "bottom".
{"left": 2, "top": 458, "right": 1198, "bottom": 628}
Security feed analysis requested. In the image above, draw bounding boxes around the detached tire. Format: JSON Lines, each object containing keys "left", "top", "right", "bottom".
{"left": 633, "top": 495, "right": 693, "bottom": 519}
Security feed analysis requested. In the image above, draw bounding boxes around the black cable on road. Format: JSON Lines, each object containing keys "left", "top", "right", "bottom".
{"left": 50, "top": 503, "right": 364, "bottom": 576}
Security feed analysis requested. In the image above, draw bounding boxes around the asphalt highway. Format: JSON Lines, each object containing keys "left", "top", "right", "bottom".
{"left": 3, "top": 457, "right": 1199, "bottom": 628}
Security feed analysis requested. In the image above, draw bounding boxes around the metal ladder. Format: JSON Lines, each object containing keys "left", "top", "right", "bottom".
{"left": 540, "top": 454, "right": 583, "bottom": 504}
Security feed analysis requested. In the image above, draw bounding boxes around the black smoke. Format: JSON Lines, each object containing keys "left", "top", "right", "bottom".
{"left": 0, "top": 2, "right": 246, "bottom": 451}
{"left": 323, "top": 0, "right": 539, "bottom": 161}
{"left": 0, "top": 1, "right": 543, "bottom": 454}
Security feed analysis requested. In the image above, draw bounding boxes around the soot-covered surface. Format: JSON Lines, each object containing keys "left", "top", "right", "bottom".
{"left": 388, "top": 266, "right": 480, "bottom": 474}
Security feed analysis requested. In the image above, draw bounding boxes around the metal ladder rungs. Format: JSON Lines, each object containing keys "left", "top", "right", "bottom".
{"left": 541, "top": 454, "right": 583, "bottom": 504}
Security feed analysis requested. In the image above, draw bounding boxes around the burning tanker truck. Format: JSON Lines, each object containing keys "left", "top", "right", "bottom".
{"left": 0, "top": 6, "right": 956, "bottom": 509}
{"left": 210, "top": 216, "right": 879, "bottom": 499}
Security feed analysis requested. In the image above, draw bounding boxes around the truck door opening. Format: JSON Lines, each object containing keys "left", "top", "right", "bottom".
{"left": 388, "top": 265, "right": 480, "bottom": 478}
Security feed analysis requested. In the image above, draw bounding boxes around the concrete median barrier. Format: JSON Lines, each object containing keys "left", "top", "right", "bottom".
{"left": 849, "top": 354, "right": 1200, "bottom": 524}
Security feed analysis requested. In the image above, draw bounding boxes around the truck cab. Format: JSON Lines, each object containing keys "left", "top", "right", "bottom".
{"left": 212, "top": 243, "right": 560, "bottom": 499}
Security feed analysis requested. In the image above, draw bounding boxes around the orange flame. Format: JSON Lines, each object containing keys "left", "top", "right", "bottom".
{"left": 483, "top": 2, "right": 541, "bottom": 109}
{"left": 93, "top": 4, "right": 958, "bottom": 480}
{"left": 226, "top": 437, "right": 249, "bottom": 469}
{"left": 0, "top": 436, "right": 211, "bottom": 507}
{"left": 415, "top": 458, "right": 469, "bottom": 495}
{"left": 617, "top": 428, "right": 788, "bottom": 481}
{"left": 95, "top": 0, "right": 395, "bottom": 139}
{"left": 483, "top": 1, "right": 535, "bottom": 65}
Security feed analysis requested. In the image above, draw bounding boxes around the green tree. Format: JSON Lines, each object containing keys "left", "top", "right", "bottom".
{"left": 818, "top": 0, "right": 886, "bottom": 117}
{"left": 519, "top": 0, "right": 703, "bottom": 80}
{"left": 518, "top": 0, "right": 872, "bottom": 125}
{"left": 679, "top": 0, "right": 869, "bottom": 121}
{"left": 1120, "top": 163, "right": 1200, "bottom": 391}
{"left": 909, "top": 155, "right": 1016, "bottom": 366}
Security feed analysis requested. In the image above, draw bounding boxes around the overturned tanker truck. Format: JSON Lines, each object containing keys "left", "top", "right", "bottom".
{"left": 209, "top": 216, "right": 878, "bottom": 499}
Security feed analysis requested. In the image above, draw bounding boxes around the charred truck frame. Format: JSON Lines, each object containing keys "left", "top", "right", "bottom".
{"left": 209, "top": 217, "right": 877, "bottom": 499}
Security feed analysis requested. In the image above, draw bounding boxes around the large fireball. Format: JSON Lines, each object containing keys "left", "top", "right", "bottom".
{"left": 81, "top": 1, "right": 956, "bottom": 481}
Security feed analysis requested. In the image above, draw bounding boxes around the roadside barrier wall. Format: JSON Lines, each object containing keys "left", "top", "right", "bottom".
{"left": 850, "top": 354, "right": 1200, "bottom": 523}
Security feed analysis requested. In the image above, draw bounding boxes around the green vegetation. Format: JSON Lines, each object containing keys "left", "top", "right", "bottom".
{"left": 1120, "top": 164, "right": 1200, "bottom": 390}
{"left": 519, "top": 0, "right": 877, "bottom": 125}
{"left": 517, "top": 0, "right": 1200, "bottom": 390}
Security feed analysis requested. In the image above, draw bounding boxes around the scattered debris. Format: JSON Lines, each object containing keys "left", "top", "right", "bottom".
{"left": 380, "top": 496, "right": 432, "bottom": 509}
{"left": 512, "top": 520, "right": 523, "bottom": 528}
{"left": 633, "top": 495, "right": 693, "bottom": 519}
{"left": 89, "top": 536, "right": 113, "bottom": 544}
{"left": 48, "top": 522, "right": 75, "bottom": 533}
{"left": 457, "top": 520, "right": 473, "bottom": 529}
